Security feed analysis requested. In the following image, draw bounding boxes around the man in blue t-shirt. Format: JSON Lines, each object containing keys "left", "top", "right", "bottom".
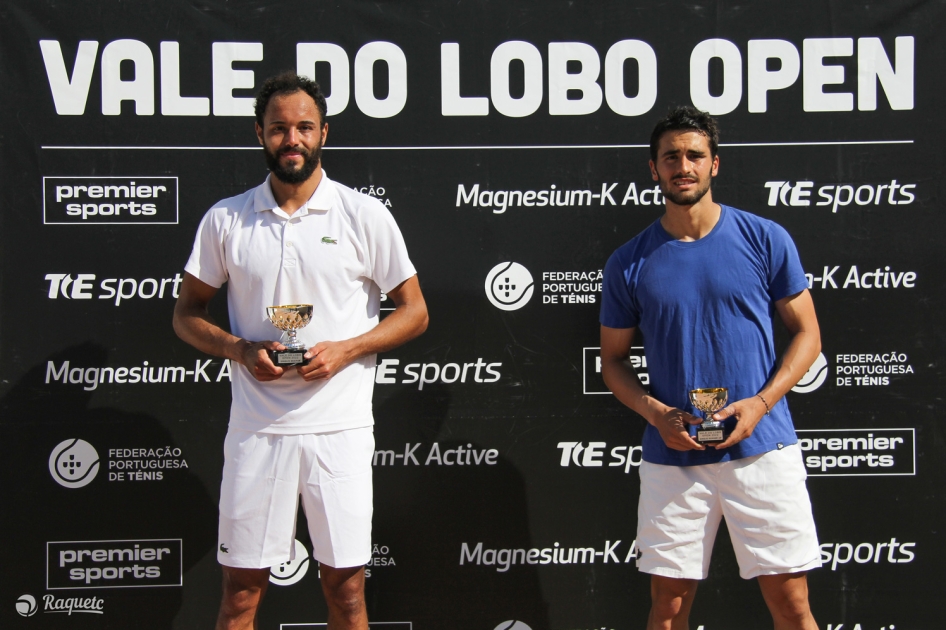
{"left": 600, "top": 107, "right": 822, "bottom": 629}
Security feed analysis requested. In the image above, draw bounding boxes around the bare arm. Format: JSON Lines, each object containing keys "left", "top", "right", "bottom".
{"left": 298, "top": 274, "right": 429, "bottom": 381}
{"left": 712, "top": 288, "right": 821, "bottom": 448}
{"left": 172, "top": 272, "right": 286, "bottom": 381}
{"left": 600, "top": 325, "right": 705, "bottom": 451}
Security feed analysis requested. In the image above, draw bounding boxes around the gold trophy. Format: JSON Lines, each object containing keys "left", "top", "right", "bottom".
{"left": 689, "top": 387, "right": 728, "bottom": 444}
{"left": 266, "top": 304, "right": 314, "bottom": 367}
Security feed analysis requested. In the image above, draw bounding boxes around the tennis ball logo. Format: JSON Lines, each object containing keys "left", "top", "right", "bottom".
{"left": 494, "top": 622, "right": 532, "bottom": 630}
{"left": 792, "top": 352, "right": 829, "bottom": 393}
{"left": 49, "top": 439, "right": 100, "bottom": 488}
{"left": 16, "top": 594, "right": 37, "bottom": 617}
{"left": 485, "top": 262, "right": 534, "bottom": 311}
{"left": 269, "top": 539, "right": 310, "bottom": 586}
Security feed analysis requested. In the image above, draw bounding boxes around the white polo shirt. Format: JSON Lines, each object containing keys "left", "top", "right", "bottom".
{"left": 184, "top": 172, "right": 416, "bottom": 434}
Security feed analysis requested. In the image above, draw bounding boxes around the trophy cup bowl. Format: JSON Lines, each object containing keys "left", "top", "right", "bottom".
{"left": 266, "top": 304, "right": 314, "bottom": 367}
{"left": 688, "top": 387, "right": 729, "bottom": 444}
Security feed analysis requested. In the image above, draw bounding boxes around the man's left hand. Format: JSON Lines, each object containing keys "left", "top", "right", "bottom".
{"left": 709, "top": 395, "right": 770, "bottom": 449}
{"left": 297, "top": 340, "right": 355, "bottom": 381}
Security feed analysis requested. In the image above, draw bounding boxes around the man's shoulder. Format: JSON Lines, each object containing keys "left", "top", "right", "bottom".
{"left": 608, "top": 219, "right": 665, "bottom": 266}
{"left": 206, "top": 184, "right": 261, "bottom": 216}
{"left": 324, "top": 176, "right": 388, "bottom": 217}
{"left": 722, "top": 204, "right": 786, "bottom": 234}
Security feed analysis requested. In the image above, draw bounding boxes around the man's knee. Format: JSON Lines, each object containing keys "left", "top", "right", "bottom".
{"left": 759, "top": 572, "right": 813, "bottom": 623}
{"left": 220, "top": 567, "right": 269, "bottom": 613}
{"left": 650, "top": 576, "right": 697, "bottom": 618}
{"left": 320, "top": 565, "right": 366, "bottom": 614}
{"left": 771, "top": 592, "right": 812, "bottom": 622}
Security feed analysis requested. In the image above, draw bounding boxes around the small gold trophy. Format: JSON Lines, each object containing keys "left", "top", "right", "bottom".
{"left": 689, "top": 387, "right": 728, "bottom": 444}
{"left": 266, "top": 304, "right": 314, "bottom": 367}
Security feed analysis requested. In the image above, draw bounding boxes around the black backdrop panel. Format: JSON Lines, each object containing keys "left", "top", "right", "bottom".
{"left": 2, "top": 1, "right": 944, "bottom": 628}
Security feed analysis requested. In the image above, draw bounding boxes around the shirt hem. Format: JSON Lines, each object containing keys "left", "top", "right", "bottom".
{"left": 228, "top": 415, "right": 375, "bottom": 435}
{"left": 643, "top": 436, "right": 799, "bottom": 466}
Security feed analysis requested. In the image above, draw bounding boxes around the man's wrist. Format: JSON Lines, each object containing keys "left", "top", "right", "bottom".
{"left": 232, "top": 338, "right": 253, "bottom": 364}
{"left": 756, "top": 392, "right": 771, "bottom": 415}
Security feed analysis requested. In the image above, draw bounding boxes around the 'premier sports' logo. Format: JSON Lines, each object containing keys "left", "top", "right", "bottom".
{"left": 583, "top": 346, "right": 649, "bottom": 394}
{"left": 485, "top": 262, "right": 534, "bottom": 311}
{"left": 797, "top": 428, "right": 915, "bottom": 476}
{"left": 47, "top": 539, "right": 182, "bottom": 589}
{"left": 44, "top": 177, "right": 178, "bottom": 225}
{"left": 49, "top": 439, "right": 100, "bottom": 488}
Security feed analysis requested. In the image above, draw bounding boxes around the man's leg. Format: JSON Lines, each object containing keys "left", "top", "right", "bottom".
{"left": 320, "top": 564, "right": 368, "bottom": 630}
{"left": 647, "top": 575, "right": 698, "bottom": 630}
{"left": 216, "top": 566, "right": 271, "bottom": 630}
{"left": 758, "top": 572, "right": 818, "bottom": 630}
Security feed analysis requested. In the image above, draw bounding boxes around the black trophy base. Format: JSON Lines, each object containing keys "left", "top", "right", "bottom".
{"left": 268, "top": 348, "right": 310, "bottom": 367}
{"left": 696, "top": 423, "right": 725, "bottom": 444}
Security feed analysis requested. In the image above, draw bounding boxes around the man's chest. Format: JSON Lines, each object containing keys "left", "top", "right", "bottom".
{"left": 226, "top": 212, "right": 365, "bottom": 284}
{"left": 635, "top": 244, "right": 769, "bottom": 316}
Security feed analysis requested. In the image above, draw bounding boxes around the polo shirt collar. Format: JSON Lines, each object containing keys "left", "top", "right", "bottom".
{"left": 254, "top": 171, "right": 334, "bottom": 218}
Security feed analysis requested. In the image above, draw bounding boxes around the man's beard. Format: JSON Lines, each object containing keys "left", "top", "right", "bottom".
{"left": 658, "top": 173, "right": 713, "bottom": 206}
{"left": 264, "top": 142, "right": 322, "bottom": 184}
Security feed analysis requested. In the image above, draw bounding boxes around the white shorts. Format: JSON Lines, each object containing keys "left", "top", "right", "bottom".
{"left": 636, "top": 444, "right": 821, "bottom": 580}
{"left": 217, "top": 426, "right": 374, "bottom": 570}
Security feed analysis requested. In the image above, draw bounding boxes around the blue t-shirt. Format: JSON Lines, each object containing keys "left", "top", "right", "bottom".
{"left": 600, "top": 205, "right": 809, "bottom": 466}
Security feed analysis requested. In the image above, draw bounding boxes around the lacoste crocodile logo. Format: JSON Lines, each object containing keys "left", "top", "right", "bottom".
{"left": 219, "top": 544, "right": 229, "bottom": 553}
{"left": 321, "top": 236, "right": 338, "bottom": 245}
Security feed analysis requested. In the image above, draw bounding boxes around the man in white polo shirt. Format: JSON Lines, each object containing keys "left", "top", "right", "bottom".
{"left": 173, "top": 71, "right": 428, "bottom": 630}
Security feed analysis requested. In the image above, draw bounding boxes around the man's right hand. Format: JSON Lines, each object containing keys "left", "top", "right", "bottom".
{"left": 240, "top": 340, "right": 286, "bottom": 382}
{"left": 652, "top": 407, "right": 706, "bottom": 451}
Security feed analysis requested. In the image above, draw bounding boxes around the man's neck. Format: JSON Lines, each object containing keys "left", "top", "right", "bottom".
{"left": 659, "top": 194, "right": 721, "bottom": 242}
{"left": 269, "top": 166, "right": 324, "bottom": 216}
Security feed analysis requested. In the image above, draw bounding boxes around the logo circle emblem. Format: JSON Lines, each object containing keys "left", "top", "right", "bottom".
{"left": 494, "top": 622, "right": 532, "bottom": 630}
{"left": 485, "top": 262, "right": 534, "bottom": 311}
{"left": 792, "top": 352, "right": 829, "bottom": 393}
{"left": 16, "top": 594, "right": 37, "bottom": 617}
{"left": 49, "top": 439, "right": 100, "bottom": 488}
{"left": 269, "top": 539, "right": 310, "bottom": 586}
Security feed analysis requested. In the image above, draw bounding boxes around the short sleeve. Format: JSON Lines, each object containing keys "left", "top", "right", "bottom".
{"left": 361, "top": 200, "right": 416, "bottom": 293}
{"left": 183, "top": 207, "right": 230, "bottom": 288}
{"left": 600, "top": 251, "right": 639, "bottom": 329}
{"left": 766, "top": 223, "right": 809, "bottom": 302}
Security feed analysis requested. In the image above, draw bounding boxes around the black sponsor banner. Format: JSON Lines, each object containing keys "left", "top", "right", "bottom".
{"left": 2, "top": 0, "right": 945, "bottom": 628}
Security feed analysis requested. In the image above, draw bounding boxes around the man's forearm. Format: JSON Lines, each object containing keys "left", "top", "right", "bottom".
{"left": 602, "top": 358, "right": 669, "bottom": 426}
{"left": 173, "top": 306, "right": 248, "bottom": 364}
{"left": 336, "top": 300, "right": 428, "bottom": 362}
{"left": 757, "top": 329, "right": 822, "bottom": 408}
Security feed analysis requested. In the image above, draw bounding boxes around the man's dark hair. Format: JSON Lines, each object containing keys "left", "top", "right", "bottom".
{"left": 649, "top": 106, "right": 720, "bottom": 162}
{"left": 254, "top": 71, "right": 328, "bottom": 127}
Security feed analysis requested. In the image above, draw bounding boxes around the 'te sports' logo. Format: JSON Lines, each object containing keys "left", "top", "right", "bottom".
{"left": 485, "top": 262, "right": 534, "bottom": 311}
{"left": 49, "top": 439, "right": 100, "bottom": 488}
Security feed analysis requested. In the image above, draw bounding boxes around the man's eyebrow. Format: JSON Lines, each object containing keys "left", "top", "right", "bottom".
{"left": 267, "top": 118, "right": 319, "bottom": 126}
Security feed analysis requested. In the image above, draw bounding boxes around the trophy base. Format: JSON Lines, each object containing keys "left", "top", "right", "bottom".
{"left": 268, "top": 349, "right": 310, "bottom": 367}
{"left": 696, "top": 422, "right": 725, "bottom": 444}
